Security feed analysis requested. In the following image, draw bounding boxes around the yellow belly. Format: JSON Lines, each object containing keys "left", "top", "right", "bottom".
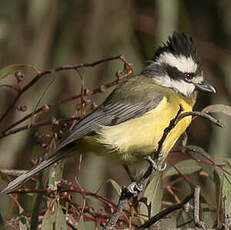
{"left": 77, "top": 95, "right": 193, "bottom": 164}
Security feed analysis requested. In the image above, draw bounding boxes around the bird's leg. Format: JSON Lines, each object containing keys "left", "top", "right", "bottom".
{"left": 144, "top": 155, "right": 166, "bottom": 172}
{"left": 157, "top": 150, "right": 163, "bottom": 162}
{"left": 126, "top": 181, "right": 144, "bottom": 195}
{"left": 123, "top": 165, "right": 135, "bottom": 182}
{"left": 124, "top": 155, "right": 167, "bottom": 195}
{"left": 124, "top": 151, "right": 166, "bottom": 196}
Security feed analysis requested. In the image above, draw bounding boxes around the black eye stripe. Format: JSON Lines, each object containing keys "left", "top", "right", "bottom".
{"left": 185, "top": 73, "right": 194, "bottom": 79}
{"left": 165, "top": 64, "right": 184, "bottom": 79}
{"left": 165, "top": 64, "right": 202, "bottom": 81}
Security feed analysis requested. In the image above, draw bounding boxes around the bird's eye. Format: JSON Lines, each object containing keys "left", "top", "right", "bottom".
{"left": 185, "top": 73, "right": 194, "bottom": 82}
{"left": 185, "top": 73, "right": 193, "bottom": 79}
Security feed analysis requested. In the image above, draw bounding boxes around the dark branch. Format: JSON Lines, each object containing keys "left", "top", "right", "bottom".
{"left": 0, "top": 55, "right": 131, "bottom": 124}
{"left": 0, "top": 55, "right": 133, "bottom": 138}
{"left": 138, "top": 192, "right": 194, "bottom": 229}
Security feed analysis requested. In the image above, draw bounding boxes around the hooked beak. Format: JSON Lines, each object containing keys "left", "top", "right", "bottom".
{"left": 194, "top": 79, "right": 216, "bottom": 93}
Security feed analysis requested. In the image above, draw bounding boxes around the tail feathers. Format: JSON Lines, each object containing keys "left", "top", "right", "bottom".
{"left": 1, "top": 152, "right": 64, "bottom": 194}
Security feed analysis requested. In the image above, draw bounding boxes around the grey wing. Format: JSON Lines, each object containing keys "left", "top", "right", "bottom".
{"left": 1, "top": 78, "right": 164, "bottom": 194}
{"left": 57, "top": 92, "right": 163, "bottom": 150}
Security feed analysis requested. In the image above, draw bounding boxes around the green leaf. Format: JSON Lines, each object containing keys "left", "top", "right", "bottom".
{"left": 201, "top": 203, "right": 215, "bottom": 227}
{"left": 176, "top": 210, "right": 193, "bottom": 228}
{"left": 200, "top": 163, "right": 215, "bottom": 181}
{"left": 140, "top": 171, "right": 163, "bottom": 217}
{"left": 0, "top": 171, "right": 10, "bottom": 183}
{"left": 202, "top": 104, "right": 231, "bottom": 117}
{"left": 76, "top": 216, "right": 86, "bottom": 229}
{"left": 107, "top": 178, "right": 121, "bottom": 195}
{"left": 30, "top": 180, "right": 43, "bottom": 230}
{"left": 19, "top": 216, "right": 28, "bottom": 230}
{"left": 222, "top": 160, "right": 231, "bottom": 218}
{"left": 185, "top": 145, "right": 216, "bottom": 181}
{"left": 165, "top": 159, "right": 202, "bottom": 177}
{"left": 186, "top": 145, "right": 214, "bottom": 162}
{"left": 214, "top": 167, "right": 224, "bottom": 226}
{"left": 0, "top": 64, "right": 27, "bottom": 81}
{"left": 160, "top": 215, "right": 176, "bottom": 229}
{"left": 41, "top": 201, "right": 67, "bottom": 230}
{"left": 47, "top": 161, "right": 64, "bottom": 188}
{"left": 18, "top": 206, "right": 29, "bottom": 230}
{"left": 0, "top": 212, "right": 6, "bottom": 230}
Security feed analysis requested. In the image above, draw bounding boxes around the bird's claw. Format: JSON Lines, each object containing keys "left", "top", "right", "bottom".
{"left": 144, "top": 155, "right": 166, "bottom": 172}
{"left": 127, "top": 182, "right": 143, "bottom": 196}
{"left": 157, "top": 162, "right": 167, "bottom": 171}
{"left": 157, "top": 152, "right": 164, "bottom": 162}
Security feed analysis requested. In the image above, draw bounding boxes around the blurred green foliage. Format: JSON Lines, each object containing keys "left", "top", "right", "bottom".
{"left": 0, "top": 0, "right": 231, "bottom": 229}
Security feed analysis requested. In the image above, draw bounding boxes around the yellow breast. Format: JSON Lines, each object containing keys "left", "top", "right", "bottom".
{"left": 93, "top": 94, "right": 194, "bottom": 164}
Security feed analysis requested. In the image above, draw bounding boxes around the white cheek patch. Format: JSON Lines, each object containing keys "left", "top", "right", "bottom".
{"left": 157, "top": 52, "right": 198, "bottom": 73}
{"left": 170, "top": 79, "right": 195, "bottom": 96}
{"left": 153, "top": 75, "right": 195, "bottom": 96}
{"left": 192, "top": 76, "right": 203, "bottom": 84}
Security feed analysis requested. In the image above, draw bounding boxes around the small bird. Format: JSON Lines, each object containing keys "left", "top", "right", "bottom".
{"left": 2, "top": 32, "right": 216, "bottom": 194}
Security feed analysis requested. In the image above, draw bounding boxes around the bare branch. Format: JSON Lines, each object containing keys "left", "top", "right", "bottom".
{"left": 0, "top": 55, "right": 131, "bottom": 124}
{"left": 138, "top": 193, "right": 193, "bottom": 229}
{"left": 193, "top": 185, "right": 206, "bottom": 229}
{"left": 0, "top": 55, "right": 133, "bottom": 138}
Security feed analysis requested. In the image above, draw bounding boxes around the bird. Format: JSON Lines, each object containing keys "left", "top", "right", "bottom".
{"left": 1, "top": 32, "right": 216, "bottom": 194}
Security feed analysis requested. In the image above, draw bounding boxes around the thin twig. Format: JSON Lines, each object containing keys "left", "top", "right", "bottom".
{"left": 104, "top": 186, "right": 133, "bottom": 229}
{"left": 0, "top": 56, "right": 133, "bottom": 138}
{"left": 222, "top": 196, "right": 231, "bottom": 230}
{"left": 156, "top": 105, "right": 183, "bottom": 161}
{"left": 0, "top": 84, "right": 19, "bottom": 92}
{"left": 170, "top": 163, "right": 192, "bottom": 185}
{"left": 0, "top": 55, "right": 127, "bottom": 124}
{"left": 193, "top": 185, "right": 205, "bottom": 229}
{"left": 105, "top": 105, "right": 185, "bottom": 229}
{"left": 105, "top": 106, "right": 222, "bottom": 228}
{"left": 141, "top": 105, "right": 184, "bottom": 183}
{"left": 178, "top": 111, "right": 223, "bottom": 128}
{"left": 1, "top": 117, "right": 81, "bottom": 138}
{"left": 138, "top": 192, "right": 193, "bottom": 229}
{"left": 0, "top": 169, "right": 28, "bottom": 177}
{"left": 5, "top": 183, "right": 116, "bottom": 208}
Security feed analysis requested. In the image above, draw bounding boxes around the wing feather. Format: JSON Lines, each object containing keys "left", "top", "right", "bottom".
{"left": 1, "top": 76, "right": 165, "bottom": 193}
{"left": 58, "top": 77, "right": 163, "bottom": 149}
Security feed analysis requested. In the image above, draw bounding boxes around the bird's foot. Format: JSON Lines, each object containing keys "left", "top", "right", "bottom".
{"left": 123, "top": 165, "right": 136, "bottom": 182}
{"left": 144, "top": 155, "right": 166, "bottom": 172}
{"left": 126, "top": 182, "right": 143, "bottom": 196}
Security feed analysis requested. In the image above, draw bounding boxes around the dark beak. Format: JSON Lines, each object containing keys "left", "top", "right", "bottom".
{"left": 195, "top": 80, "right": 216, "bottom": 93}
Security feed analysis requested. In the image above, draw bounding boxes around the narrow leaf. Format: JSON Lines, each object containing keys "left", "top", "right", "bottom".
{"left": 222, "top": 160, "right": 231, "bottom": 218}
{"left": 140, "top": 171, "right": 163, "bottom": 217}
{"left": 107, "top": 178, "right": 121, "bottom": 195}
{"left": 165, "top": 159, "right": 202, "bottom": 177}
{"left": 176, "top": 210, "right": 193, "bottom": 228}
{"left": 18, "top": 206, "right": 29, "bottom": 230}
{"left": 0, "top": 64, "right": 27, "bottom": 81}
{"left": 214, "top": 167, "right": 224, "bottom": 226}
{"left": 41, "top": 201, "right": 67, "bottom": 230}
{"left": 0, "top": 212, "right": 6, "bottom": 230}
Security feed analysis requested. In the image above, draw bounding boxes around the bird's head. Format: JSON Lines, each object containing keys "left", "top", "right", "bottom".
{"left": 142, "top": 32, "right": 216, "bottom": 96}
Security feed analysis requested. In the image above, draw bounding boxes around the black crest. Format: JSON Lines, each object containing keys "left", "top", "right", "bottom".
{"left": 153, "top": 32, "right": 200, "bottom": 65}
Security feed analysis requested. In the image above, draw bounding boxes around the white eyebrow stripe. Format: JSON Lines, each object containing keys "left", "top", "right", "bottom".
{"left": 157, "top": 52, "right": 198, "bottom": 73}
{"left": 152, "top": 75, "right": 195, "bottom": 96}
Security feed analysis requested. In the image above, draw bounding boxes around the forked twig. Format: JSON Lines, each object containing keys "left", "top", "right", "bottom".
{"left": 105, "top": 105, "right": 223, "bottom": 229}
{"left": 138, "top": 192, "right": 194, "bottom": 229}
{"left": 0, "top": 55, "right": 133, "bottom": 138}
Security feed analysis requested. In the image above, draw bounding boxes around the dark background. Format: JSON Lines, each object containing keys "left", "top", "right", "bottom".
{"left": 0, "top": 0, "right": 230, "bottom": 220}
